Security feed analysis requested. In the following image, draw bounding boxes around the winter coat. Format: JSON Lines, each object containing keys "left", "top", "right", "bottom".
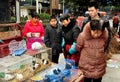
{"left": 44, "top": 24, "right": 62, "bottom": 55}
{"left": 76, "top": 22, "right": 108, "bottom": 79}
{"left": 23, "top": 20, "right": 44, "bottom": 38}
{"left": 23, "top": 19, "right": 44, "bottom": 49}
{"left": 62, "top": 19, "right": 80, "bottom": 65}
{"left": 62, "top": 19, "right": 80, "bottom": 44}
{"left": 81, "top": 15, "right": 111, "bottom": 51}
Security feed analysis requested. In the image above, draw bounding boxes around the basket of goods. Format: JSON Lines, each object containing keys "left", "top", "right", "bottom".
{"left": 0, "top": 23, "right": 23, "bottom": 58}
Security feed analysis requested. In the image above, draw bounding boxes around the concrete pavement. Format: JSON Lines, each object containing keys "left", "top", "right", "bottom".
{"left": 102, "top": 53, "right": 120, "bottom": 82}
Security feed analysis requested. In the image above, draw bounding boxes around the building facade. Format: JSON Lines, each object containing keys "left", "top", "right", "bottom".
{"left": 20, "top": 0, "right": 62, "bottom": 18}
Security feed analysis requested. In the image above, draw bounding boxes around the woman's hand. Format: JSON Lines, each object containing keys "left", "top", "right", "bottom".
{"left": 26, "top": 32, "right": 32, "bottom": 37}
{"left": 31, "top": 33, "right": 40, "bottom": 37}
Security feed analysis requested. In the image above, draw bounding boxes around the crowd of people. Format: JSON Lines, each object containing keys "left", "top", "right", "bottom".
{"left": 22, "top": 1, "right": 120, "bottom": 82}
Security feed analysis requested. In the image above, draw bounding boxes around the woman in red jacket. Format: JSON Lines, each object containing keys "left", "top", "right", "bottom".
{"left": 23, "top": 12, "right": 44, "bottom": 49}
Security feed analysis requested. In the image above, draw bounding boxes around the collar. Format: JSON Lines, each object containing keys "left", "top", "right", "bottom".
{"left": 30, "top": 19, "right": 38, "bottom": 26}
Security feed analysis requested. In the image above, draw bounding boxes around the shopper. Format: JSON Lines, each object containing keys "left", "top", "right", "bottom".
{"left": 112, "top": 14, "right": 119, "bottom": 32}
{"left": 81, "top": 1, "right": 111, "bottom": 51}
{"left": 23, "top": 12, "right": 44, "bottom": 49}
{"left": 60, "top": 14, "right": 80, "bottom": 66}
{"left": 76, "top": 19, "right": 108, "bottom": 82}
{"left": 44, "top": 15, "right": 62, "bottom": 63}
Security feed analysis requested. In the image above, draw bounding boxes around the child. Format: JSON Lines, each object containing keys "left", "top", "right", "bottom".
{"left": 44, "top": 15, "right": 62, "bottom": 63}
{"left": 76, "top": 19, "right": 108, "bottom": 82}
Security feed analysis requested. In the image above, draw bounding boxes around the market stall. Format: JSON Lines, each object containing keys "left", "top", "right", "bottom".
{"left": 0, "top": 23, "right": 23, "bottom": 58}
{"left": 0, "top": 53, "right": 84, "bottom": 82}
{"left": 0, "top": 55, "right": 51, "bottom": 81}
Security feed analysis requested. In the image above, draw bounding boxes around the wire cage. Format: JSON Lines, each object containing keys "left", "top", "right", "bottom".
{"left": 0, "top": 23, "right": 23, "bottom": 58}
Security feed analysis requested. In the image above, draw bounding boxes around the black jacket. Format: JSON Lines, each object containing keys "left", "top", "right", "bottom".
{"left": 62, "top": 19, "right": 80, "bottom": 45}
{"left": 44, "top": 24, "right": 62, "bottom": 54}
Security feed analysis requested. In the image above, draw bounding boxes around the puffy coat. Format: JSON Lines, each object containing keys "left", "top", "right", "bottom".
{"left": 81, "top": 15, "right": 111, "bottom": 51}
{"left": 76, "top": 22, "right": 108, "bottom": 79}
{"left": 23, "top": 20, "right": 44, "bottom": 49}
{"left": 23, "top": 20, "right": 44, "bottom": 38}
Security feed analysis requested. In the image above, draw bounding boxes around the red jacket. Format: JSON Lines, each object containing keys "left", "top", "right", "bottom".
{"left": 23, "top": 19, "right": 44, "bottom": 38}
{"left": 23, "top": 19, "right": 44, "bottom": 49}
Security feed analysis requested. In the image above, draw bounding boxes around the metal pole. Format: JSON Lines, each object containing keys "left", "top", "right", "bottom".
{"left": 36, "top": 0, "right": 39, "bottom": 13}
{"left": 63, "top": 0, "right": 64, "bottom": 14}
{"left": 31, "top": 0, "right": 32, "bottom": 6}
{"left": 50, "top": 0, "right": 52, "bottom": 15}
{"left": 16, "top": 0, "right": 20, "bottom": 23}
{"left": 39, "top": 3, "right": 42, "bottom": 14}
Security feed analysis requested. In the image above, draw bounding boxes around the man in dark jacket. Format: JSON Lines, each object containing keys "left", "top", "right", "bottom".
{"left": 60, "top": 14, "right": 80, "bottom": 66}
{"left": 44, "top": 15, "right": 62, "bottom": 63}
{"left": 81, "top": 1, "right": 111, "bottom": 51}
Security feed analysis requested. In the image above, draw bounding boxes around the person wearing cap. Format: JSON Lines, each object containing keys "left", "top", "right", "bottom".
{"left": 60, "top": 14, "right": 80, "bottom": 66}
{"left": 23, "top": 12, "right": 44, "bottom": 49}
